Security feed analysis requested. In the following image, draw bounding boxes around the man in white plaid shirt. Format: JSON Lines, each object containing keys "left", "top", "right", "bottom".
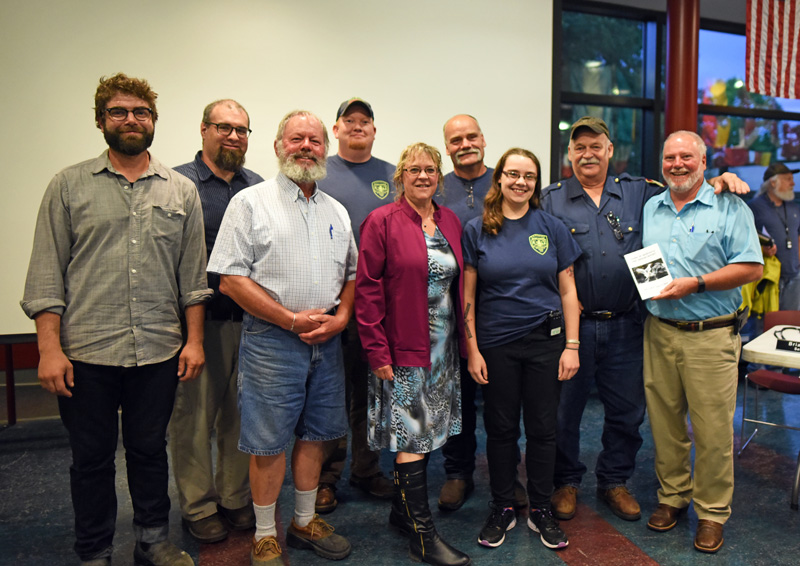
{"left": 208, "top": 109, "right": 357, "bottom": 565}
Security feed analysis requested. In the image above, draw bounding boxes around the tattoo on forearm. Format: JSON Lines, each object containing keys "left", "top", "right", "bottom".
{"left": 464, "top": 303, "right": 473, "bottom": 338}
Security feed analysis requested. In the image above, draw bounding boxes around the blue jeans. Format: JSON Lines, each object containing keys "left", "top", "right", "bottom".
{"left": 780, "top": 271, "right": 800, "bottom": 311}
{"left": 238, "top": 314, "right": 347, "bottom": 456}
{"left": 554, "top": 310, "right": 645, "bottom": 489}
{"left": 58, "top": 356, "right": 180, "bottom": 561}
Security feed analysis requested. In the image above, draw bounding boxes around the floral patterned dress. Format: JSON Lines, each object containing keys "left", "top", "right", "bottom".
{"left": 367, "top": 226, "right": 462, "bottom": 453}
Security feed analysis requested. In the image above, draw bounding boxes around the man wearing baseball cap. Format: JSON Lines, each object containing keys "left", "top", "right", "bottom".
{"left": 749, "top": 162, "right": 800, "bottom": 309}
{"left": 541, "top": 116, "right": 747, "bottom": 524}
{"left": 314, "top": 97, "right": 396, "bottom": 513}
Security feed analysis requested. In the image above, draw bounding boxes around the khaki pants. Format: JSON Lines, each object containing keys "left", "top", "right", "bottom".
{"left": 643, "top": 315, "right": 740, "bottom": 523}
{"left": 169, "top": 320, "right": 251, "bottom": 520}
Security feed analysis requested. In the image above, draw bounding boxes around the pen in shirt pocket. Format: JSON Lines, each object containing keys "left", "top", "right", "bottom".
{"left": 329, "top": 224, "right": 333, "bottom": 239}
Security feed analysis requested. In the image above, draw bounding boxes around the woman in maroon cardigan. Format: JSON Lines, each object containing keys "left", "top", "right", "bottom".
{"left": 355, "top": 142, "right": 470, "bottom": 566}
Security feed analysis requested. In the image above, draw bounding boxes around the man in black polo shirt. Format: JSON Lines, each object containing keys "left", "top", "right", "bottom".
{"left": 171, "top": 99, "right": 264, "bottom": 543}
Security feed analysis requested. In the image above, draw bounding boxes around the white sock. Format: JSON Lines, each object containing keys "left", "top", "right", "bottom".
{"left": 253, "top": 502, "right": 277, "bottom": 541}
{"left": 294, "top": 487, "right": 318, "bottom": 527}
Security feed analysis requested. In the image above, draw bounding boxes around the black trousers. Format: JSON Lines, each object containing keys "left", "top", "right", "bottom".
{"left": 481, "top": 326, "right": 563, "bottom": 509}
{"left": 441, "top": 357, "right": 478, "bottom": 479}
{"left": 57, "top": 356, "right": 180, "bottom": 559}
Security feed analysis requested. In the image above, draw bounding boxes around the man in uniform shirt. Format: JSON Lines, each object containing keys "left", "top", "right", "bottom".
{"left": 315, "top": 98, "right": 395, "bottom": 513}
{"left": 542, "top": 117, "right": 745, "bottom": 523}
{"left": 748, "top": 162, "right": 800, "bottom": 310}
{"left": 209, "top": 110, "right": 356, "bottom": 564}
{"left": 642, "top": 130, "right": 762, "bottom": 553}
{"left": 171, "top": 99, "right": 264, "bottom": 542}
{"left": 21, "top": 73, "right": 210, "bottom": 566}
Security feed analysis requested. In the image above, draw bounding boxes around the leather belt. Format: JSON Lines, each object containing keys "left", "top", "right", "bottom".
{"left": 657, "top": 316, "right": 735, "bottom": 332}
{"left": 582, "top": 310, "right": 628, "bottom": 320}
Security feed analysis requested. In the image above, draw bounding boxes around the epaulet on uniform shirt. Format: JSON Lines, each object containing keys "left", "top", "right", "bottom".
{"left": 549, "top": 172, "right": 664, "bottom": 190}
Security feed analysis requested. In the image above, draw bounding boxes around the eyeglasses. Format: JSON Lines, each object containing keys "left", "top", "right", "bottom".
{"left": 605, "top": 211, "right": 624, "bottom": 240}
{"left": 404, "top": 167, "right": 438, "bottom": 177}
{"left": 502, "top": 170, "right": 538, "bottom": 183}
{"left": 205, "top": 122, "right": 252, "bottom": 138}
{"left": 105, "top": 107, "right": 153, "bottom": 121}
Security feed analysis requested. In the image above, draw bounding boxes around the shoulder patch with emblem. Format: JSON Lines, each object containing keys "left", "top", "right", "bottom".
{"left": 529, "top": 234, "right": 549, "bottom": 255}
{"left": 372, "top": 180, "right": 390, "bottom": 199}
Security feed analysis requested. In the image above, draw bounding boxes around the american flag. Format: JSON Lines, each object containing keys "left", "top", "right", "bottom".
{"left": 746, "top": 0, "right": 800, "bottom": 99}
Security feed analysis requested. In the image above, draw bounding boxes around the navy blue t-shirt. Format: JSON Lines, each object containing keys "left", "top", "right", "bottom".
{"left": 462, "top": 208, "right": 582, "bottom": 349}
{"left": 318, "top": 154, "right": 395, "bottom": 245}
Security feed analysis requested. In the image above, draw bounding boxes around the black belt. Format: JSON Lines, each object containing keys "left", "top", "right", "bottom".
{"left": 657, "top": 316, "right": 735, "bottom": 332}
{"left": 582, "top": 310, "right": 629, "bottom": 320}
{"left": 206, "top": 310, "right": 243, "bottom": 322}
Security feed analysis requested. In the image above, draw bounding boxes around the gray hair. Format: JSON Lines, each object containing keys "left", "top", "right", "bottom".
{"left": 275, "top": 110, "right": 329, "bottom": 152}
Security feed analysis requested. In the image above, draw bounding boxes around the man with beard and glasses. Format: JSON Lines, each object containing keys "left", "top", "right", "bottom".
{"left": 748, "top": 163, "right": 800, "bottom": 310}
{"left": 208, "top": 110, "right": 357, "bottom": 564}
{"left": 170, "top": 99, "right": 264, "bottom": 543}
{"left": 314, "top": 98, "right": 395, "bottom": 514}
{"left": 641, "top": 130, "right": 762, "bottom": 553}
{"left": 542, "top": 117, "right": 747, "bottom": 526}
{"left": 21, "top": 73, "right": 210, "bottom": 566}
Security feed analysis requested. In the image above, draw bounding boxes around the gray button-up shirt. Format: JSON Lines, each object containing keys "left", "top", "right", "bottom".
{"left": 208, "top": 173, "right": 357, "bottom": 313}
{"left": 21, "top": 151, "right": 212, "bottom": 367}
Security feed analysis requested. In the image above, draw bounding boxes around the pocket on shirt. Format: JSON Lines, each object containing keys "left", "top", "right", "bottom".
{"left": 152, "top": 205, "right": 185, "bottom": 244}
{"left": 331, "top": 229, "right": 350, "bottom": 265}
{"left": 683, "top": 231, "right": 722, "bottom": 260}
{"left": 567, "top": 223, "right": 592, "bottom": 258}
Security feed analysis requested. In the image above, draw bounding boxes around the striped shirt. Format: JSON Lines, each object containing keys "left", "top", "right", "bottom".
{"left": 208, "top": 173, "right": 357, "bottom": 313}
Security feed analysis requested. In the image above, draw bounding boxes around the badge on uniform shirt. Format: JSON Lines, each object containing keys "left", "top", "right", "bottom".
{"left": 372, "top": 181, "right": 390, "bottom": 200}
{"left": 529, "top": 234, "right": 549, "bottom": 255}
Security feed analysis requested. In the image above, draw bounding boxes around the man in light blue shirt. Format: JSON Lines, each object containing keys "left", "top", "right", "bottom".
{"left": 641, "top": 130, "right": 762, "bottom": 555}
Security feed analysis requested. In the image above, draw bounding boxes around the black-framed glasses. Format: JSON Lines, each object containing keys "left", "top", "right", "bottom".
{"left": 404, "top": 167, "right": 438, "bottom": 177}
{"left": 205, "top": 121, "right": 252, "bottom": 138}
{"left": 605, "top": 211, "right": 624, "bottom": 240}
{"left": 105, "top": 107, "right": 153, "bottom": 121}
{"left": 502, "top": 170, "right": 538, "bottom": 183}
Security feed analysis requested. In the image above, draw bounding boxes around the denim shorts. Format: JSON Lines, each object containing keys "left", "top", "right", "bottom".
{"left": 237, "top": 314, "right": 347, "bottom": 455}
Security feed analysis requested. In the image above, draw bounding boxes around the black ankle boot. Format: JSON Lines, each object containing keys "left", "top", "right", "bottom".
{"left": 394, "top": 459, "right": 471, "bottom": 566}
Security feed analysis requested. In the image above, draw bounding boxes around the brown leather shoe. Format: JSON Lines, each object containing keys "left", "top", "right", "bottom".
{"left": 315, "top": 483, "right": 338, "bottom": 514}
{"left": 218, "top": 503, "right": 256, "bottom": 530}
{"left": 647, "top": 503, "right": 685, "bottom": 532}
{"left": 349, "top": 473, "right": 394, "bottom": 499}
{"left": 597, "top": 486, "right": 641, "bottom": 521}
{"left": 551, "top": 486, "right": 578, "bottom": 520}
{"left": 251, "top": 535, "right": 282, "bottom": 564}
{"left": 694, "top": 519, "right": 724, "bottom": 553}
{"left": 437, "top": 478, "right": 474, "bottom": 511}
{"left": 182, "top": 513, "right": 229, "bottom": 543}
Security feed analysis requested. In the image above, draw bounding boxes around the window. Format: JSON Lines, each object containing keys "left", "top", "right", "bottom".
{"left": 554, "top": 3, "right": 800, "bottom": 199}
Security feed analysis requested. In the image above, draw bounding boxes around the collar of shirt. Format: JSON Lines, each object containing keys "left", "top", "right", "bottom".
{"left": 89, "top": 149, "right": 169, "bottom": 181}
{"left": 277, "top": 172, "right": 319, "bottom": 203}
{"left": 191, "top": 150, "right": 250, "bottom": 185}
{"left": 564, "top": 174, "right": 623, "bottom": 202}
{"left": 653, "top": 179, "right": 713, "bottom": 214}
{"left": 451, "top": 167, "right": 492, "bottom": 186}
{"left": 399, "top": 195, "right": 442, "bottom": 224}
